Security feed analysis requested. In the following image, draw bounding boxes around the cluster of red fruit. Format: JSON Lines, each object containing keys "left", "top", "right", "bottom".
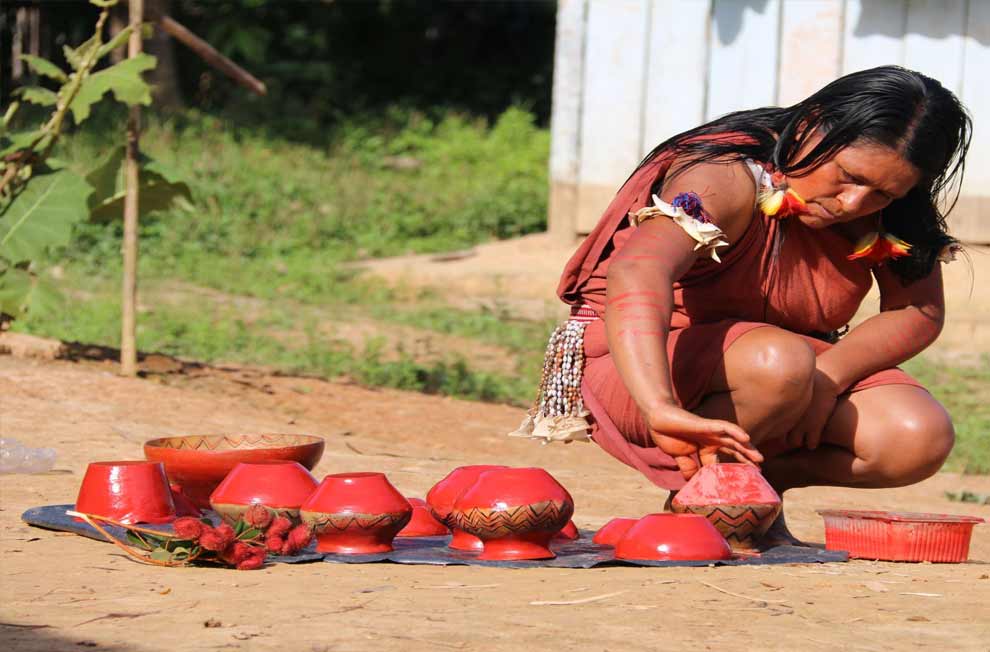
{"left": 171, "top": 504, "right": 313, "bottom": 570}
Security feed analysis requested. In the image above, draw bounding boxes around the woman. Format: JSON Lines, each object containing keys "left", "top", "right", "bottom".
{"left": 517, "top": 66, "right": 972, "bottom": 544}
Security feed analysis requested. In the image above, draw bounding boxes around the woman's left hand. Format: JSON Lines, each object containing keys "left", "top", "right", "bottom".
{"left": 786, "top": 369, "right": 841, "bottom": 450}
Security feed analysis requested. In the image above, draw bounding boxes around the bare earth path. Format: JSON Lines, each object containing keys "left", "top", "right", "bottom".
{"left": 1, "top": 355, "right": 988, "bottom": 652}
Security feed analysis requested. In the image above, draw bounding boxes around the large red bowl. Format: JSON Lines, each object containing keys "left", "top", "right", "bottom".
{"left": 426, "top": 464, "right": 508, "bottom": 551}
{"left": 451, "top": 467, "right": 574, "bottom": 560}
{"left": 144, "top": 434, "right": 324, "bottom": 509}
{"left": 301, "top": 472, "right": 412, "bottom": 554}
{"left": 75, "top": 461, "right": 176, "bottom": 524}
{"left": 209, "top": 461, "right": 318, "bottom": 524}
{"left": 614, "top": 513, "right": 732, "bottom": 561}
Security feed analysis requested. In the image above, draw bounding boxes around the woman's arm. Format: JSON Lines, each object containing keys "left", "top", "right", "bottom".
{"left": 788, "top": 262, "right": 945, "bottom": 449}
{"left": 605, "top": 161, "right": 763, "bottom": 477}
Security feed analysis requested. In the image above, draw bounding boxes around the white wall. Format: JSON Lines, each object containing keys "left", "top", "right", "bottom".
{"left": 549, "top": 0, "right": 990, "bottom": 241}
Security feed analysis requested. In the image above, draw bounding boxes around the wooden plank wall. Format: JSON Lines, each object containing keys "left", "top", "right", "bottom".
{"left": 549, "top": 0, "right": 989, "bottom": 242}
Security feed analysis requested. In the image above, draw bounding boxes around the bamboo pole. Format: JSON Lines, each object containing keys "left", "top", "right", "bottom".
{"left": 157, "top": 16, "right": 266, "bottom": 96}
{"left": 120, "top": 0, "right": 143, "bottom": 377}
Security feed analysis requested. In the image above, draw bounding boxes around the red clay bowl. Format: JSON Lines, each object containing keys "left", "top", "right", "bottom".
{"left": 614, "top": 513, "right": 732, "bottom": 561}
{"left": 397, "top": 498, "right": 450, "bottom": 537}
{"left": 451, "top": 467, "right": 574, "bottom": 560}
{"left": 75, "top": 461, "right": 176, "bottom": 525}
{"left": 592, "top": 518, "right": 638, "bottom": 547}
{"left": 426, "top": 464, "right": 509, "bottom": 551}
{"left": 144, "top": 434, "right": 324, "bottom": 509}
{"left": 300, "top": 472, "right": 412, "bottom": 554}
{"left": 209, "top": 461, "right": 319, "bottom": 524}
{"left": 553, "top": 519, "right": 580, "bottom": 541}
{"left": 671, "top": 463, "right": 781, "bottom": 550}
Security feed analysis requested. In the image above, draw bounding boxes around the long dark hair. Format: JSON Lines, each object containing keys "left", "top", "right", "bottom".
{"left": 638, "top": 65, "right": 972, "bottom": 283}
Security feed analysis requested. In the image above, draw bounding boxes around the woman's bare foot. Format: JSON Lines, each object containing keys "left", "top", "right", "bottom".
{"left": 757, "top": 510, "right": 807, "bottom": 549}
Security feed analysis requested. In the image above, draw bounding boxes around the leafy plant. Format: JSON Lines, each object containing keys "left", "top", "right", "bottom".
{"left": 0, "top": 0, "right": 187, "bottom": 324}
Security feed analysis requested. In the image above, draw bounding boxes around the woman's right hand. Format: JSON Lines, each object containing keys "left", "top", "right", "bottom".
{"left": 646, "top": 404, "right": 763, "bottom": 480}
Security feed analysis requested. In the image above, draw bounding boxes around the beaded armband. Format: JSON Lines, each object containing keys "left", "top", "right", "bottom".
{"left": 629, "top": 193, "right": 730, "bottom": 263}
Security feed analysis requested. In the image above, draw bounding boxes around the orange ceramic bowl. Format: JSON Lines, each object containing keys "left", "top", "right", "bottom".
{"left": 614, "top": 513, "right": 732, "bottom": 561}
{"left": 144, "top": 434, "right": 324, "bottom": 509}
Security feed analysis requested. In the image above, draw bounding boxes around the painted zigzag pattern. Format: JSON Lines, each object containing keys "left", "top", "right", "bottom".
{"left": 154, "top": 434, "right": 318, "bottom": 451}
{"left": 452, "top": 500, "right": 573, "bottom": 538}
{"left": 303, "top": 511, "right": 411, "bottom": 534}
{"left": 678, "top": 504, "right": 780, "bottom": 543}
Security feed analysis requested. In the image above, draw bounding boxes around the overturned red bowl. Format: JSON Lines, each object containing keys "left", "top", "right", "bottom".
{"left": 614, "top": 513, "right": 732, "bottom": 562}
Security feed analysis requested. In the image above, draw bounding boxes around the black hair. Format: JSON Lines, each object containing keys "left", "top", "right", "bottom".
{"left": 638, "top": 65, "right": 972, "bottom": 283}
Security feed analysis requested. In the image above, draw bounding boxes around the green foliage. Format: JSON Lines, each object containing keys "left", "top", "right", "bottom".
{"left": 69, "top": 53, "right": 157, "bottom": 123}
{"left": 902, "top": 356, "right": 990, "bottom": 475}
{"left": 85, "top": 147, "right": 191, "bottom": 222}
{"left": 0, "top": 0, "right": 185, "bottom": 323}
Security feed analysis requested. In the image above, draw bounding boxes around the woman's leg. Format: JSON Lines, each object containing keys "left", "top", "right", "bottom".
{"left": 692, "top": 326, "right": 817, "bottom": 444}
{"left": 761, "top": 384, "right": 955, "bottom": 492}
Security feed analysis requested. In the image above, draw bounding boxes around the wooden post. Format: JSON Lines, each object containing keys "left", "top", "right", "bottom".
{"left": 121, "top": 0, "right": 143, "bottom": 377}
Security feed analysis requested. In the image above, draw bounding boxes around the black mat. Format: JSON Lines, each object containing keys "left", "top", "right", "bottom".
{"left": 22, "top": 504, "right": 848, "bottom": 568}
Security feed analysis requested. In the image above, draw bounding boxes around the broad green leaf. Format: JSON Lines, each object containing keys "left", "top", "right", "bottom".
{"left": 0, "top": 130, "right": 45, "bottom": 159}
{"left": 0, "top": 168, "right": 92, "bottom": 263}
{"left": 69, "top": 53, "right": 157, "bottom": 123}
{"left": 233, "top": 520, "right": 247, "bottom": 536}
{"left": 0, "top": 267, "right": 32, "bottom": 318}
{"left": 96, "top": 25, "right": 135, "bottom": 61}
{"left": 86, "top": 147, "right": 191, "bottom": 222}
{"left": 14, "top": 86, "right": 57, "bottom": 107}
{"left": 18, "top": 55, "right": 68, "bottom": 83}
{"left": 126, "top": 530, "right": 153, "bottom": 551}
{"left": 240, "top": 527, "right": 261, "bottom": 540}
{"left": 150, "top": 547, "right": 176, "bottom": 562}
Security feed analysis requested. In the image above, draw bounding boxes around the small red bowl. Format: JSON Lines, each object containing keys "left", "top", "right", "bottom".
{"left": 144, "top": 434, "right": 324, "bottom": 509}
{"left": 397, "top": 498, "right": 449, "bottom": 537}
{"left": 75, "top": 461, "right": 176, "bottom": 524}
{"left": 554, "top": 519, "right": 580, "bottom": 541}
{"left": 819, "top": 510, "right": 986, "bottom": 562}
{"left": 614, "top": 513, "right": 732, "bottom": 561}
{"left": 301, "top": 472, "right": 412, "bottom": 554}
{"left": 592, "top": 518, "right": 638, "bottom": 547}
{"left": 209, "top": 461, "right": 318, "bottom": 524}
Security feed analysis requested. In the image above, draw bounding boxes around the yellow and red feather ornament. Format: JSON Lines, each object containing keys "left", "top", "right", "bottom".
{"left": 847, "top": 231, "right": 912, "bottom": 264}
{"left": 757, "top": 169, "right": 808, "bottom": 218}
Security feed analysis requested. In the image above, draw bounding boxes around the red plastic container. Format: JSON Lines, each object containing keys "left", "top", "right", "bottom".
{"left": 818, "top": 510, "right": 985, "bottom": 562}
{"left": 75, "top": 461, "right": 176, "bottom": 524}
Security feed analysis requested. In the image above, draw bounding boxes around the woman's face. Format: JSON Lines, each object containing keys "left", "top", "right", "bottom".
{"left": 785, "top": 139, "right": 921, "bottom": 229}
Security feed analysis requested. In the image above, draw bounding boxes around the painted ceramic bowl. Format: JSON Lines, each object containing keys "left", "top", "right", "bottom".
{"left": 450, "top": 467, "right": 574, "bottom": 560}
{"left": 397, "top": 498, "right": 450, "bottom": 537}
{"left": 144, "top": 434, "right": 324, "bottom": 509}
{"left": 614, "top": 513, "right": 732, "bottom": 561}
{"left": 553, "top": 519, "right": 580, "bottom": 541}
{"left": 592, "top": 517, "right": 638, "bottom": 547}
{"left": 209, "top": 461, "right": 318, "bottom": 524}
{"left": 300, "top": 472, "right": 412, "bottom": 554}
{"left": 426, "top": 464, "right": 509, "bottom": 551}
{"left": 670, "top": 463, "right": 782, "bottom": 550}
{"left": 75, "top": 461, "right": 176, "bottom": 524}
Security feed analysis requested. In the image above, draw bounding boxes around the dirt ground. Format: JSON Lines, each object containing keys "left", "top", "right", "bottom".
{"left": 1, "top": 353, "right": 988, "bottom": 652}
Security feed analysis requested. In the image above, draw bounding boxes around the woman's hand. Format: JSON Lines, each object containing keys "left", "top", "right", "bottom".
{"left": 647, "top": 404, "right": 764, "bottom": 480}
{"left": 786, "top": 369, "right": 841, "bottom": 450}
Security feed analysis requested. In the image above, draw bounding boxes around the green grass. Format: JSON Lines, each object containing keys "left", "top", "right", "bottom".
{"left": 902, "top": 356, "right": 990, "bottom": 474}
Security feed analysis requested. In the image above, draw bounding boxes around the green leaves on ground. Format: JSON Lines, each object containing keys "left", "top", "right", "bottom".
{"left": 86, "top": 146, "right": 191, "bottom": 222}
{"left": 69, "top": 53, "right": 157, "bottom": 124}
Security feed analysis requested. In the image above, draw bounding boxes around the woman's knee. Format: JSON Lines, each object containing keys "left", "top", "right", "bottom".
{"left": 729, "top": 329, "right": 817, "bottom": 404}
{"left": 862, "top": 401, "right": 955, "bottom": 485}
